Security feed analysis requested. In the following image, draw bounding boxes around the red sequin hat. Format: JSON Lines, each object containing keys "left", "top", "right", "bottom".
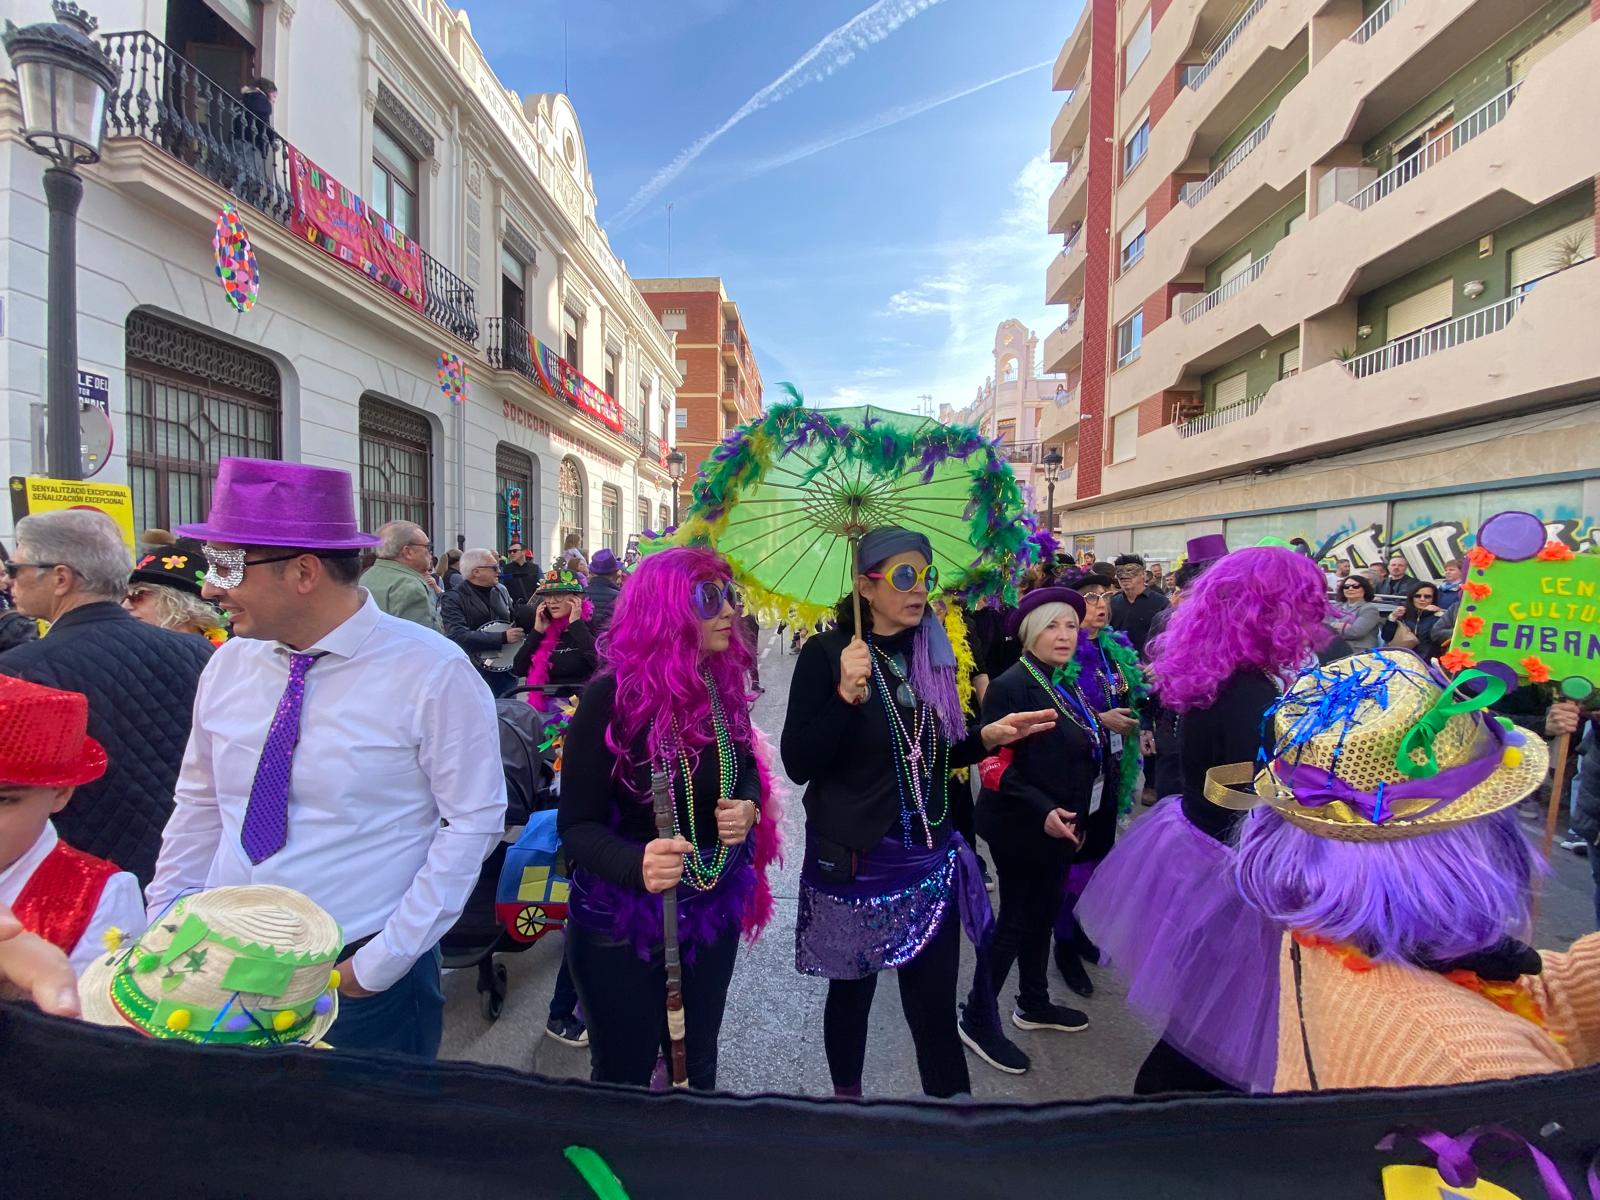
{"left": 0, "top": 675, "right": 107, "bottom": 788}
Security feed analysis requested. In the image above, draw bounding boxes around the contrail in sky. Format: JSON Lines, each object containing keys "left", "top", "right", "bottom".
{"left": 611, "top": 0, "right": 951, "bottom": 227}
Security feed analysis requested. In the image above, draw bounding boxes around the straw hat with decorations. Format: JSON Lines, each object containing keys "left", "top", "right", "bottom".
{"left": 80, "top": 885, "right": 343, "bottom": 1047}
{"left": 535, "top": 566, "right": 585, "bottom": 594}
{"left": 1204, "top": 650, "right": 1547, "bottom": 841}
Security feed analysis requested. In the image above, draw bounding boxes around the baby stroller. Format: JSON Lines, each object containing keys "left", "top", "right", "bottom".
{"left": 440, "top": 684, "right": 574, "bottom": 1020}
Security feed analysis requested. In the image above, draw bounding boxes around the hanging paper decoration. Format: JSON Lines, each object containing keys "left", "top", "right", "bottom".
{"left": 212, "top": 203, "right": 260, "bottom": 313}
{"left": 438, "top": 352, "right": 468, "bottom": 405}
{"left": 505, "top": 485, "right": 523, "bottom": 544}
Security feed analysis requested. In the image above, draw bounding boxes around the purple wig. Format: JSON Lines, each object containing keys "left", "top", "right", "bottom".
{"left": 1147, "top": 547, "right": 1331, "bottom": 711}
{"left": 602, "top": 546, "right": 755, "bottom": 787}
{"left": 1233, "top": 807, "right": 1541, "bottom": 965}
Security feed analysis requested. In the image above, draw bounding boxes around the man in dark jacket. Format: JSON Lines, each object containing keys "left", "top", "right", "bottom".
{"left": 1108, "top": 554, "right": 1169, "bottom": 656}
{"left": 584, "top": 548, "right": 623, "bottom": 635}
{"left": 441, "top": 548, "right": 528, "bottom": 696}
{"left": 500, "top": 540, "right": 541, "bottom": 606}
{"left": 0, "top": 510, "right": 211, "bottom": 885}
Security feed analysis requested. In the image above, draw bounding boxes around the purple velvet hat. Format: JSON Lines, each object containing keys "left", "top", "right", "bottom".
{"left": 589, "top": 548, "right": 620, "bottom": 575}
{"left": 1185, "top": 533, "right": 1229, "bottom": 565}
{"left": 1005, "top": 586, "right": 1086, "bottom": 639}
{"left": 176, "top": 458, "right": 379, "bottom": 549}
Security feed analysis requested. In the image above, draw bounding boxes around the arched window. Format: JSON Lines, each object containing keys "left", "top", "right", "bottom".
{"left": 659, "top": 502, "right": 670, "bottom": 531}
{"left": 600, "top": 484, "right": 621, "bottom": 552}
{"left": 358, "top": 396, "right": 432, "bottom": 532}
{"left": 124, "top": 311, "right": 281, "bottom": 532}
{"left": 495, "top": 444, "right": 537, "bottom": 554}
{"left": 637, "top": 497, "right": 651, "bottom": 536}
{"left": 559, "top": 457, "right": 585, "bottom": 549}
{"left": 1001, "top": 356, "right": 1019, "bottom": 383}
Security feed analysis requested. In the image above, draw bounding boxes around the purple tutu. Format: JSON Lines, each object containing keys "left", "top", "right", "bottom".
{"left": 1075, "top": 797, "right": 1282, "bottom": 1092}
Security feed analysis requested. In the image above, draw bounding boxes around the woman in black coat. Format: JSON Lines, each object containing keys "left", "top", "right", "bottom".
{"left": 964, "top": 587, "right": 1103, "bottom": 1043}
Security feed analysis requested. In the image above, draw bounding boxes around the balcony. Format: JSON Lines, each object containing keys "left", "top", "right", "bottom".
{"left": 1186, "top": 0, "right": 1267, "bottom": 92}
{"left": 1097, "top": 260, "right": 1600, "bottom": 501}
{"left": 1350, "top": 0, "right": 1411, "bottom": 46}
{"left": 1053, "top": 2, "right": 1092, "bottom": 92}
{"left": 1182, "top": 254, "right": 1270, "bottom": 323}
{"left": 1348, "top": 82, "right": 1521, "bottom": 212}
{"left": 1048, "top": 158, "right": 1087, "bottom": 235}
{"left": 101, "top": 31, "right": 478, "bottom": 344}
{"left": 1182, "top": 114, "right": 1274, "bottom": 209}
{"left": 1037, "top": 389, "right": 1081, "bottom": 443}
{"left": 1043, "top": 311, "right": 1084, "bottom": 375}
{"left": 485, "top": 316, "right": 629, "bottom": 440}
{"left": 1046, "top": 228, "right": 1086, "bottom": 306}
{"left": 1176, "top": 392, "right": 1265, "bottom": 438}
{"left": 1051, "top": 72, "right": 1089, "bottom": 163}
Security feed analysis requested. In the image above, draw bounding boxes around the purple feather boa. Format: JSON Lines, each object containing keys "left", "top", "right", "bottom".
{"left": 572, "top": 855, "right": 758, "bottom": 966}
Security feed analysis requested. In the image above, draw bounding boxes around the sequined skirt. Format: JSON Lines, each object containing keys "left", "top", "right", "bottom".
{"left": 795, "top": 829, "right": 991, "bottom": 981}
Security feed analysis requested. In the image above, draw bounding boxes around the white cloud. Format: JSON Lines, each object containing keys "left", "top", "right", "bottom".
{"left": 610, "top": 0, "right": 950, "bottom": 227}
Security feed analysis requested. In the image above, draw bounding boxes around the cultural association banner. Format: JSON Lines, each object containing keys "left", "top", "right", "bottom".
{"left": 531, "top": 336, "right": 624, "bottom": 433}
{"left": 288, "top": 148, "right": 424, "bottom": 313}
{"left": 5, "top": 1003, "right": 1600, "bottom": 1200}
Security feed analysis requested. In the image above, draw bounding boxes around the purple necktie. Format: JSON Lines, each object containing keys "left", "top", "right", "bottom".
{"left": 240, "top": 651, "right": 321, "bottom": 865}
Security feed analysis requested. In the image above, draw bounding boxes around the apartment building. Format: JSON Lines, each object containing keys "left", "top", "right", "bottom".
{"left": 1, "top": 0, "right": 680, "bottom": 560}
{"left": 636, "top": 278, "right": 765, "bottom": 510}
{"left": 1042, "top": 0, "right": 1600, "bottom": 572}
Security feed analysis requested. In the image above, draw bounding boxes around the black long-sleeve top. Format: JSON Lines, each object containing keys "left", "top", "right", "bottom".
{"left": 781, "top": 626, "right": 987, "bottom": 852}
{"left": 511, "top": 617, "right": 598, "bottom": 685}
{"left": 558, "top": 673, "right": 761, "bottom": 890}
{"left": 1178, "top": 671, "right": 1279, "bottom": 843}
{"left": 975, "top": 655, "right": 1106, "bottom": 863}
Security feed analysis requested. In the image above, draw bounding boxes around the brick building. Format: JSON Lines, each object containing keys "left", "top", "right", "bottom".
{"left": 636, "top": 279, "right": 765, "bottom": 513}
{"left": 1039, "top": 0, "right": 1600, "bottom": 571}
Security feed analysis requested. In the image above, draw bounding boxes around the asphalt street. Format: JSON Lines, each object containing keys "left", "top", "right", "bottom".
{"left": 441, "top": 631, "right": 1598, "bottom": 1101}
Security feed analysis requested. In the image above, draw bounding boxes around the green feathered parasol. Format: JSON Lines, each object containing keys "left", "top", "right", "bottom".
{"left": 645, "top": 387, "right": 1030, "bottom": 624}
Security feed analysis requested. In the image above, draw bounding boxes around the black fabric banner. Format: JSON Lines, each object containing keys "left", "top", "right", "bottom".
{"left": 3, "top": 1001, "right": 1598, "bottom": 1199}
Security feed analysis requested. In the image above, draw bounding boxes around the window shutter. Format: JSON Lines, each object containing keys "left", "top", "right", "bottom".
{"left": 1213, "top": 373, "right": 1248, "bottom": 407}
{"left": 1279, "top": 346, "right": 1301, "bottom": 377}
{"left": 1511, "top": 11, "right": 1586, "bottom": 82}
{"left": 1120, "top": 210, "right": 1147, "bottom": 253}
{"left": 1124, "top": 9, "right": 1152, "bottom": 80}
{"left": 1220, "top": 252, "right": 1254, "bottom": 287}
{"left": 1510, "top": 219, "right": 1594, "bottom": 290}
{"left": 1386, "top": 279, "right": 1453, "bottom": 338}
{"left": 1111, "top": 408, "right": 1139, "bottom": 463}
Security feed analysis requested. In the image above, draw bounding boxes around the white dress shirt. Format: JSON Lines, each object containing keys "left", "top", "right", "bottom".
{"left": 0, "top": 820, "right": 146, "bottom": 977}
{"left": 148, "top": 593, "right": 506, "bottom": 992}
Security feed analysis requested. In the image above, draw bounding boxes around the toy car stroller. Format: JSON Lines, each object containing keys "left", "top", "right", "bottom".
{"left": 440, "top": 684, "right": 575, "bottom": 1021}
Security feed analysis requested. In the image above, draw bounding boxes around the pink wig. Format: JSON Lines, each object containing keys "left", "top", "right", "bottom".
{"left": 1148, "top": 547, "right": 1331, "bottom": 711}
{"left": 602, "top": 546, "right": 755, "bottom": 786}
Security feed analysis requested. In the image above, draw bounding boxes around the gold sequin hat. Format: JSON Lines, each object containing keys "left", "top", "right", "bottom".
{"left": 1204, "top": 650, "right": 1547, "bottom": 842}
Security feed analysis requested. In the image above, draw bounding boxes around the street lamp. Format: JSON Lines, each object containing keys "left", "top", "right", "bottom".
{"left": 4, "top": 2, "right": 118, "bottom": 482}
{"left": 1042, "top": 446, "right": 1064, "bottom": 538}
{"left": 665, "top": 448, "right": 687, "bottom": 527}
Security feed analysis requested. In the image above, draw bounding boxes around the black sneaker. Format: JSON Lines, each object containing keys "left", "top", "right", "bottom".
{"left": 545, "top": 1015, "right": 589, "bottom": 1047}
{"left": 1054, "top": 938, "right": 1094, "bottom": 997}
{"left": 1012, "top": 1003, "right": 1089, "bottom": 1033}
{"left": 958, "top": 1007, "right": 1030, "bottom": 1074}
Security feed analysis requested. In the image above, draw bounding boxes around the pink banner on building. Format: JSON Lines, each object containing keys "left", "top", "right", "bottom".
{"left": 288, "top": 148, "right": 424, "bottom": 313}
{"left": 529, "top": 336, "right": 624, "bottom": 433}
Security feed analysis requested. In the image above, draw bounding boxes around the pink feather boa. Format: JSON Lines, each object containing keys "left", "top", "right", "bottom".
{"left": 523, "top": 598, "right": 594, "bottom": 707}
{"left": 742, "top": 724, "right": 785, "bottom": 942}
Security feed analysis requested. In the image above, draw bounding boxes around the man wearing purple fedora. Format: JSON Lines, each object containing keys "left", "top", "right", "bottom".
{"left": 147, "top": 458, "right": 507, "bottom": 1056}
{"left": 583, "top": 547, "right": 622, "bottom": 636}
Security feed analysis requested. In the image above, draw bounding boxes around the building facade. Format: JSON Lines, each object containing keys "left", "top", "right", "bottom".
{"left": 938, "top": 318, "right": 1071, "bottom": 505}
{"left": 1041, "top": 0, "right": 1600, "bottom": 569}
{"left": 635, "top": 278, "right": 764, "bottom": 510}
{"left": 1, "top": 0, "right": 680, "bottom": 564}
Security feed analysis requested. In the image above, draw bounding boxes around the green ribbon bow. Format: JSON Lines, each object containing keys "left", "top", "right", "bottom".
{"left": 1394, "top": 668, "right": 1506, "bottom": 779}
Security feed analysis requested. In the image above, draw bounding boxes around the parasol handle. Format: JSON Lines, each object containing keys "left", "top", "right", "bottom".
{"left": 849, "top": 531, "right": 865, "bottom": 638}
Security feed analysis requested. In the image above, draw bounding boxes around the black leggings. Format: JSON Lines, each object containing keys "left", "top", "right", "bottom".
{"left": 970, "top": 847, "right": 1064, "bottom": 1016}
{"left": 823, "top": 910, "right": 969, "bottom": 1098}
{"left": 566, "top": 920, "right": 739, "bottom": 1090}
{"left": 1134, "top": 1037, "right": 1240, "bottom": 1096}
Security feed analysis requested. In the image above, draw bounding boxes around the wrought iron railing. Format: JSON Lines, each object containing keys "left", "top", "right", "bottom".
{"left": 101, "top": 30, "right": 478, "bottom": 344}
{"left": 1183, "top": 114, "right": 1274, "bottom": 208}
{"left": 999, "top": 440, "right": 1044, "bottom": 466}
{"left": 620, "top": 410, "right": 644, "bottom": 450}
{"left": 1348, "top": 82, "right": 1521, "bottom": 211}
{"left": 644, "top": 431, "right": 664, "bottom": 463}
{"left": 1176, "top": 393, "right": 1265, "bottom": 438}
{"left": 1187, "top": 0, "right": 1266, "bottom": 90}
{"left": 1342, "top": 294, "right": 1525, "bottom": 379}
{"left": 1181, "top": 253, "right": 1270, "bottom": 324}
{"left": 1350, "top": 0, "right": 1410, "bottom": 45}
{"left": 485, "top": 316, "right": 536, "bottom": 379}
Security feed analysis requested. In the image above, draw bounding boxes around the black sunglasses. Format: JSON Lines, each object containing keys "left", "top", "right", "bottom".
{"left": 3, "top": 561, "right": 64, "bottom": 578}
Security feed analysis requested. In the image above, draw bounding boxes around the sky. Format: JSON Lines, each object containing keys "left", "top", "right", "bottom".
{"left": 466, "top": 0, "right": 1083, "bottom": 414}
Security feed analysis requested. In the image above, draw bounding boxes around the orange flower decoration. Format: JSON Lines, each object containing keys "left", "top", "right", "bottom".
{"left": 1537, "top": 541, "right": 1575, "bottom": 561}
{"left": 1464, "top": 546, "right": 1496, "bottom": 570}
{"left": 1459, "top": 614, "right": 1484, "bottom": 637}
{"left": 1463, "top": 581, "right": 1492, "bottom": 601}
{"left": 1439, "top": 647, "right": 1478, "bottom": 674}
{"left": 1520, "top": 655, "right": 1551, "bottom": 684}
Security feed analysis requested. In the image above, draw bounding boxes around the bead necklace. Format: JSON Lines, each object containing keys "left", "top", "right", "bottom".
{"left": 663, "top": 670, "right": 739, "bottom": 891}
{"left": 868, "top": 637, "right": 949, "bottom": 848}
{"left": 1021, "top": 656, "right": 1104, "bottom": 767}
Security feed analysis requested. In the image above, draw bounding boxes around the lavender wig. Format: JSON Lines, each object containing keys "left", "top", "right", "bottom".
{"left": 1147, "top": 547, "right": 1331, "bottom": 712}
{"left": 1234, "top": 807, "right": 1541, "bottom": 965}
{"left": 602, "top": 546, "right": 755, "bottom": 787}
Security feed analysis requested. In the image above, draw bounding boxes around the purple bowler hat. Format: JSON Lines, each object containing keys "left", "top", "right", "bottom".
{"left": 1185, "top": 534, "right": 1229, "bottom": 565}
{"left": 175, "top": 458, "right": 380, "bottom": 549}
